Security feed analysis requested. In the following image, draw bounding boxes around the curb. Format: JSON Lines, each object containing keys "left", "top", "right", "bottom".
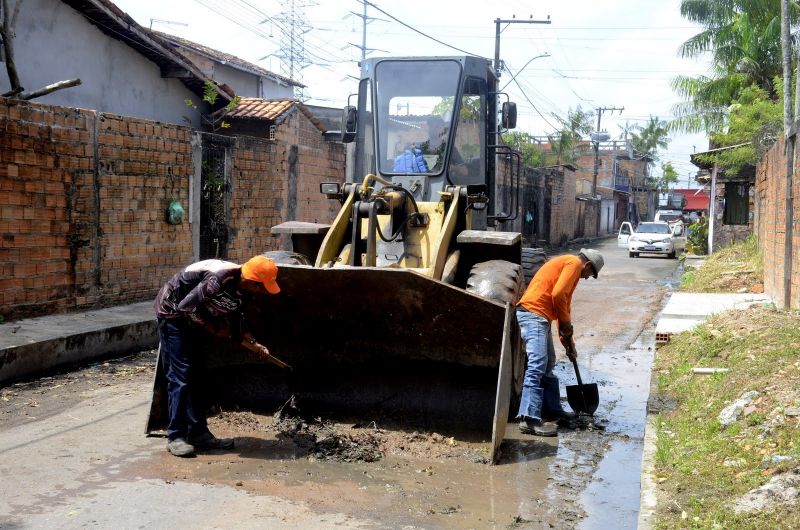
{"left": 0, "top": 302, "right": 157, "bottom": 384}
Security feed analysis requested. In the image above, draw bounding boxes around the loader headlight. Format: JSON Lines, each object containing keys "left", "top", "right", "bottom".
{"left": 320, "top": 182, "right": 340, "bottom": 195}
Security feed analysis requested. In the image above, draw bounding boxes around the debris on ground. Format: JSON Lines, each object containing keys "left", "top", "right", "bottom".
{"left": 732, "top": 466, "right": 800, "bottom": 514}
{"left": 718, "top": 390, "right": 760, "bottom": 426}
{"left": 272, "top": 414, "right": 385, "bottom": 463}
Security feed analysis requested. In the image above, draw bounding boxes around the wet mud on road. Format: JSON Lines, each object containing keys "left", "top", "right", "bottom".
{"left": 0, "top": 240, "right": 680, "bottom": 528}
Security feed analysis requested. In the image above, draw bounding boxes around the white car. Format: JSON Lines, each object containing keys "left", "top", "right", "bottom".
{"left": 618, "top": 221, "right": 686, "bottom": 259}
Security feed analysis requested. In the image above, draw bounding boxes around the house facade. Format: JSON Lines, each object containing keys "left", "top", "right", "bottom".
{"left": 1, "top": 0, "right": 220, "bottom": 127}
{"left": 154, "top": 33, "right": 301, "bottom": 100}
{"left": 572, "top": 141, "right": 650, "bottom": 234}
{"left": 691, "top": 150, "right": 755, "bottom": 252}
{"left": 0, "top": 0, "right": 345, "bottom": 321}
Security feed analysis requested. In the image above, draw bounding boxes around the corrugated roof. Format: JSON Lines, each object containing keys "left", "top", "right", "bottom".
{"left": 225, "top": 98, "right": 328, "bottom": 132}
{"left": 153, "top": 32, "right": 303, "bottom": 88}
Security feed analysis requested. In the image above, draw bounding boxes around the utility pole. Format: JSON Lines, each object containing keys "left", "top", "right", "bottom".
{"left": 780, "top": 0, "right": 794, "bottom": 308}
{"left": 591, "top": 106, "right": 623, "bottom": 236}
{"left": 347, "top": 1, "right": 386, "bottom": 65}
{"left": 493, "top": 15, "right": 551, "bottom": 85}
{"left": 591, "top": 106, "right": 624, "bottom": 197}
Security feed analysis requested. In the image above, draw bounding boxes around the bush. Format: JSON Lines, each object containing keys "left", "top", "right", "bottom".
{"left": 686, "top": 217, "right": 708, "bottom": 255}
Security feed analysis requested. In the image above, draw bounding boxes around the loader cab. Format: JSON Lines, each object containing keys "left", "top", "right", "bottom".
{"left": 345, "top": 57, "right": 502, "bottom": 204}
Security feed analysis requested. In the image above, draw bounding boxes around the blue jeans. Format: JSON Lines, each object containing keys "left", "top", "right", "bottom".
{"left": 158, "top": 317, "right": 210, "bottom": 441}
{"left": 516, "top": 309, "right": 565, "bottom": 421}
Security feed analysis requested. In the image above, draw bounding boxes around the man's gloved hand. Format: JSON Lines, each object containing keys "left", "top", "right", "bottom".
{"left": 558, "top": 322, "right": 577, "bottom": 360}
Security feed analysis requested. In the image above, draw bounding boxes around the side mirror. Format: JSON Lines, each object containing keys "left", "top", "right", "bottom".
{"left": 501, "top": 102, "right": 517, "bottom": 130}
{"left": 341, "top": 105, "right": 357, "bottom": 143}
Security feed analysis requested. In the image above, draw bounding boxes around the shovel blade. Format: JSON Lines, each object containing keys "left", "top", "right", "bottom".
{"left": 566, "top": 383, "right": 599, "bottom": 415}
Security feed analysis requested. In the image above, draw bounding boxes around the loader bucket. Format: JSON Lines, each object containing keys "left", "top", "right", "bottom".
{"left": 146, "top": 264, "right": 517, "bottom": 463}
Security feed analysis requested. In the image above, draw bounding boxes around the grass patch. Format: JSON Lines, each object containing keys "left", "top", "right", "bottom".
{"left": 652, "top": 306, "right": 800, "bottom": 529}
{"left": 680, "top": 235, "right": 763, "bottom": 293}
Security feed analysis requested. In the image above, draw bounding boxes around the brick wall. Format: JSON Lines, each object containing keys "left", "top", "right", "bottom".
{"left": 224, "top": 135, "right": 283, "bottom": 263}
{"left": 279, "top": 111, "right": 345, "bottom": 225}
{"left": 755, "top": 136, "right": 800, "bottom": 309}
{"left": 546, "top": 168, "right": 576, "bottom": 245}
{"left": 1, "top": 97, "right": 346, "bottom": 320}
{"left": 0, "top": 97, "right": 192, "bottom": 320}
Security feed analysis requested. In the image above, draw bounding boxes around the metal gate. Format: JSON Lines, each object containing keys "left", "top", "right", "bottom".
{"left": 199, "top": 135, "right": 233, "bottom": 260}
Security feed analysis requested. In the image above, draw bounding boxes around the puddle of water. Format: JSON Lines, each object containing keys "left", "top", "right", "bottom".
{"left": 577, "top": 438, "right": 644, "bottom": 530}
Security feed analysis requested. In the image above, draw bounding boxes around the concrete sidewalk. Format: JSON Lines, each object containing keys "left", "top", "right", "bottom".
{"left": 0, "top": 302, "right": 157, "bottom": 385}
{"left": 654, "top": 291, "right": 772, "bottom": 344}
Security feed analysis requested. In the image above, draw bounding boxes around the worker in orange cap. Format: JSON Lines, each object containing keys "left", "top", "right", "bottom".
{"left": 154, "top": 256, "right": 284, "bottom": 457}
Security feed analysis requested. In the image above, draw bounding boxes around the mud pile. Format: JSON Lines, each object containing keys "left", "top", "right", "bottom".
{"left": 273, "top": 411, "right": 384, "bottom": 463}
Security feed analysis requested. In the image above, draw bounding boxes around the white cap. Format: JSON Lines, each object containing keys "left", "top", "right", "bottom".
{"left": 579, "top": 248, "right": 604, "bottom": 278}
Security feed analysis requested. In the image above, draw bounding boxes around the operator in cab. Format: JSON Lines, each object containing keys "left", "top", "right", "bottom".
{"left": 515, "top": 249, "right": 604, "bottom": 436}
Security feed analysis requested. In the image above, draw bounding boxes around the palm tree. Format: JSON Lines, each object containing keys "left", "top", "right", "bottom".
{"left": 672, "top": 0, "right": 797, "bottom": 133}
{"left": 632, "top": 116, "right": 671, "bottom": 160}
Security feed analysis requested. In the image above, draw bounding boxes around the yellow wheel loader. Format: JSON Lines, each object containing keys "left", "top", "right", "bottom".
{"left": 147, "top": 56, "right": 547, "bottom": 463}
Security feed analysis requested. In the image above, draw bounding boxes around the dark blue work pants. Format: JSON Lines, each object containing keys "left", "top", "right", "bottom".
{"left": 158, "top": 317, "right": 210, "bottom": 441}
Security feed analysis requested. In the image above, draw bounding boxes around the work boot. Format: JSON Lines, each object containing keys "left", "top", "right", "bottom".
{"left": 518, "top": 418, "right": 558, "bottom": 437}
{"left": 166, "top": 438, "right": 196, "bottom": 457}
{"left": 189, "top": 431, "right": 235, "bottom": 450}
{"left": 543, "top": 409, "right": 577, "bottom": 428}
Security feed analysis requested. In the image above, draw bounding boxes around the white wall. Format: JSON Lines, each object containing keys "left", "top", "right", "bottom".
{"left": 1, "top": 0, "right": 200, "bottom": 126}
{"left": 213, "top": 64, "right": 294, "bottom": 99}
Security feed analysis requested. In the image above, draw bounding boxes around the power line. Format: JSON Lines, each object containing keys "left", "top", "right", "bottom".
{"left": 363, "top": 1, "right": 482, "bottom": 57}
{"left": 502, "top": 64, "right": 560, "bottom": 132}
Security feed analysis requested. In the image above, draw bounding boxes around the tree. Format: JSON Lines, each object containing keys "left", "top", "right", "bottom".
{"left": 672, "top": 0, "right": 796, "bottom": 133}
{"left": 544, "top": 107, "right": 594, "bottom": 166}
{"left": 632, "top": 116, "right": 671, "bottom": 157}
{"left": 617, "top": 121, "right": 636, "bottom": 141}
{"left": 1, "top": 0, "right": 82, "bottom": 99}
{"left": 184, "top": 81, "right": 241, "bottom": 132}
{"left": 659, "top": 161, "right": 680, "bottom": 191}
{"left": 694, "top": 82, "right": 782, "bottom": 171}
{"left": 501, "top": 131, "right": 545, "bottom": 167}
{"left": 0, "top": 0, "right": 22, "bottom": 93}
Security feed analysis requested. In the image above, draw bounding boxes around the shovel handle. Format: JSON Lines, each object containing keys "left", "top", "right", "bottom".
{"left": 571, "top": 357, "right": 584, "bottom": 386}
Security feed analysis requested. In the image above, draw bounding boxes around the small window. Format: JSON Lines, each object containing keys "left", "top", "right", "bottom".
{"left": 723, "top": 184, "right": 749, "bottom": 225}
{"left": 268, "top": 124, "right": 276, "bottom": 141}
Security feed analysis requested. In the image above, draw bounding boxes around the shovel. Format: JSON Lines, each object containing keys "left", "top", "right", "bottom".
{"left": 566, "top": 356, "right": 600, "bottom": 415}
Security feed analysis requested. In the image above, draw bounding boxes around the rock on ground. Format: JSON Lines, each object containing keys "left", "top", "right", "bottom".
{"left": 732, "top": 467, "right": 800, "bottom": 514}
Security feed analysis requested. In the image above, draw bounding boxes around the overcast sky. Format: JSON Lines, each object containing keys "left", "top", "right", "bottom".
{"left": 113, "top": 0, "right": 712, "bottom": 186}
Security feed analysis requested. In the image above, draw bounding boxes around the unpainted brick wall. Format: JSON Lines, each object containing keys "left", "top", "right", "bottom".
{"left": 0, "top": 98, "right": 345, "bottom": 320}
{"left": 0, "top": 97, "right": 192, "bottom": 320}
{"left": 225, "top": 135, "right": 284, "bottom": 262}
{"left": 755, "top": 135, "right": 800, "bottom": 309}
{"left": 546, "top": 168, "right": 576, "bottom": 245}
{"left": 277, "top": 111, "right": 345, "bottom": 225}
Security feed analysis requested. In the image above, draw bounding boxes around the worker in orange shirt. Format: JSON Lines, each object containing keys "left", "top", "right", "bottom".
{"left": 516, "top": 248, "right": 604, "bottom": 436}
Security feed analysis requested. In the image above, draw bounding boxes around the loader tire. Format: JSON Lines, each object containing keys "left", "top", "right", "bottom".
{"left": 465, "top": 260, "right": 523, "bottom": 305}
{"left": 521, "top": 247, "right": 547, "bottom": 288}
{"left": 260, "top": 250, "right": 311, "bottom": 266}
{"left": 465, "top": 259, "right": 525, "bottom": 420}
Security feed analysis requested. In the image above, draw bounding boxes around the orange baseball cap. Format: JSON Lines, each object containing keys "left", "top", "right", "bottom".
{"left": 241, "top": 256, "right": 281, "bottom": 294}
